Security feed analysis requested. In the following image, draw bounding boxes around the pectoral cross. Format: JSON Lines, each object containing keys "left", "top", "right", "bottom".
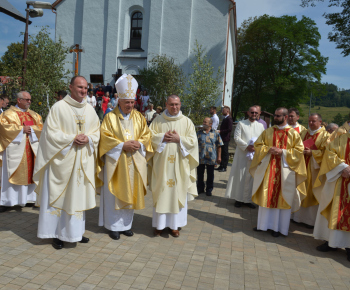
{"left": 74, "top": 115, "right": 85, "bottom": 133}
{"left": 124, "top": 129, "right": 132, "bottom": 141}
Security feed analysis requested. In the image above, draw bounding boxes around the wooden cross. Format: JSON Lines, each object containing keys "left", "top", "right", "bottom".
{"left": 74, "top": 116, "right": 85, "bottom": 133}
{"left": 69, "top": 44, "right": 84, "bottom": 76}
{"left": 168, "top": 155, "right": 175, "bottom": 163}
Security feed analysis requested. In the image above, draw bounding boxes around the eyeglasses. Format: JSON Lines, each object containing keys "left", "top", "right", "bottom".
{"left": 20, "top": 98, "right": 32, "bottom": 102}
{"left": 250, "top": 112, "right": 258, "bottom": 114}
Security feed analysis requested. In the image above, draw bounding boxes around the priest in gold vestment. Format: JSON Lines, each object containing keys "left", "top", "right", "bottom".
{"left": 313, "top": 132, "right": 350, "bottom": 261}
{"left": 0, "top": 91, "right": 43, "bottom": 212}
{"left": 287, "top": 108, "right": 306, "bottom": 134}
{"left": 97, "top": 74, "right": 152, "bottom": 241}
{"left": 148, "top": 95, "right": 198, "bottom": 238}
{"left": 250, "top": 107, "right": 307, "bottom": 237}
{"left": 328, "top": 119, "right": 350, "bottom": 142}
{"left": 292, "top": 114, "right": 329, "bottom": 227}
{"left": 35, "top": 76, "right": 100, "bottom": 249}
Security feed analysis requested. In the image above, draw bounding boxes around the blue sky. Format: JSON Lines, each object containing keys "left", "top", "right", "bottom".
{"left": 1, "top": 0, "right": 349, "bottom": 89}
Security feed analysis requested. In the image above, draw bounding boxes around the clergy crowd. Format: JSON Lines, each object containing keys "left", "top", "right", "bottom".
{"left": 0, "top": 75, "right": 350, "bottom": 263}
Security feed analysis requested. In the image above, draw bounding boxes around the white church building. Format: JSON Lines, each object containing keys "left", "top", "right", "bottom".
{"left": 52, "top": 0, "right": 237, "bottom": 107}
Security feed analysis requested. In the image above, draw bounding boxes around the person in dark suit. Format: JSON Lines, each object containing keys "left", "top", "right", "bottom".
{"left": 216, "top": 106, "right": 233, "bottom": 172}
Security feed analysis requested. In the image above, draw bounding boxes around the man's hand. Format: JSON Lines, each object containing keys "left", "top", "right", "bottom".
{"left": 123, "top": 140, "right": 141, "bottom": 152}
{"left": 342, "top": 166, "right": 350, "bottom": 179}
{"left": 247, "top": 145, "right": 255, "bottom": 152}
{"left": 269, "top": 147, "right": 282, "bottom": 156}
{"left": 303, "top": 147, "right": 312, "bottom": 156}
{"left": 74, "top": 134, "right": 89, "bottom": 146}
{"left": 217, "top": 157, "right": 221, "bottom": 164}
{"left": 23, "top": 126, "right": 31, "bottom": 134}
{"left": 163, "top": 130, "right": 180, "bottom": 143}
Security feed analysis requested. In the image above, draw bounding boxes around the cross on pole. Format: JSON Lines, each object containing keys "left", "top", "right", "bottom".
{"left": 69, "top": 44, "right": 84, "bottom": 76}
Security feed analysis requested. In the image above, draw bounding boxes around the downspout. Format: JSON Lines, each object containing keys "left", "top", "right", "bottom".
{"left": 223, "top": 0, "right": 236, "bottom": 107}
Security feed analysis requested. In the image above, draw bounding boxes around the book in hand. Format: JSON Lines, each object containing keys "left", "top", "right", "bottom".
{"left": 303, "top": 138, "right": 317, "bottom": 150}
{"left": 23, "top": 121, "right": 34, "bottom": 126}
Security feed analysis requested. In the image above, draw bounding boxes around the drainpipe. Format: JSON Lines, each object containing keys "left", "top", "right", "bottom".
{"left": 222, "top": 0, "right": 236, "bottom": 108}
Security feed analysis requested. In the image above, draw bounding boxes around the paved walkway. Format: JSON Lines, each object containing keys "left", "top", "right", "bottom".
{"left": 0, "top": 165, "right": 350, "bottom": 290}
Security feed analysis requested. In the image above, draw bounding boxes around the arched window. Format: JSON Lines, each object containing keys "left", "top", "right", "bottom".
{"left": 130, "top": 12, "right": 143, "bottom": 49}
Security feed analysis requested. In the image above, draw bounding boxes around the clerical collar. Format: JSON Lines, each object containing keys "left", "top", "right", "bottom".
{"left": 277, "top": 124, "right": 288, "bottom": 129}
{"left": 15, "top": 105, "right": 26, "bottom": 112}
{"left": 164, "top": 109, "right": 181, "bottom": 118}
{"left": 309, "top": 127, "right": 321, "bottom": 136}
{"left": 119, "top": 106, "right": 131, "bottom": 120}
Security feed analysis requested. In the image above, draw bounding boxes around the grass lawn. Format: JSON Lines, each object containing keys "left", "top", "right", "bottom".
{"left": 298, "top": 104, "right": 350, "bottom": 125}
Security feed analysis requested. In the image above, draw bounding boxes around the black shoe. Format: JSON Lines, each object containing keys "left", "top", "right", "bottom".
{"left": 253, "top": 227, "right": 261, "bottom": 232}
{"left": 246, "top": 203, "right": 256, "bottom": 209}
{"left": 218, "top": 168, "right": 226, "bottom": 172}
{"left": 79, "top": 236, "right": 89, "bottom": 243}
{"left": 109, "top": 231, "right": 120, "bottom": 240}
{"left": 316, "top": 241, "right": 337, "bottom": 252}
{"left": 215, "top": 166, "right": 223, "bottom": 171}
{"left": 346, "top": 248, "right": 350, "bottom": 262}
{"left": 304, "top": 224, "right": 314, "bottom": 229}
{"left": 52, "top": 238, "right": 64, "bottom": 250}
{"left": 0, "top": 206, "right": 7, "bottom": 213}
{"left": 25, "top": 203, "right": 35, "bottom": 207}
{"left": 271, "top": 231, "right": 280, "bottom": 237}
{"left": 197, "top": 190, "right": 205, "bottom": 194}
{"left": 234, "top": 201, "right": 242, "bottom": 208}
{"left": 206, "top": 191, "right": 212, "bottom": 196}
{"left": 121, "top": 230, "right": 134, "bottom": 237}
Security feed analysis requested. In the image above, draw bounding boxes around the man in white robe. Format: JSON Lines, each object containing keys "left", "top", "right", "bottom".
{"left": 34, "top": 76, "right": 100, "bottom": 249}
{"left": 225, "top": 106, "right": 264, "bottom": 208}
{"left": 250, "top": 107, "right": 307, "bottom": 237}
{"left": 97, "top": 74, "right": 152, "bottom": 240}
{"left": 148, "top": 95, "right": 198, "bottom": 237}
{"left": 288, "top": 108, "right": 306, "bottom": 134}
{"left": 0, "top": 91, "right": 43, "bottom": 212}
{"left": 210, "top": 106, "right": 219, "bottom": 131}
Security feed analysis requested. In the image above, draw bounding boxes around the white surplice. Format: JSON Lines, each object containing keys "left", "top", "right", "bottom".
{"left": 313, "top": 162, "right": 350, "bottom": 248}
{"left": 225, "top": 119, "right": 264, "bottom": 203}
{"left": 98, "top": 109, "right": 145, "bottom": 232}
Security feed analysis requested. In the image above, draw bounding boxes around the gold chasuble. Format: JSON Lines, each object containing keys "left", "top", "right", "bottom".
{"left": 293, "top": 123, "right": 307, "bottom": 134}
{"left": 314, "top": 134, "right": 350, "bottom": 232}
{"left": 250, "top": 126, "right": 307, "bottom": 212}
{"left": 0, "top": 106, "right": 43, "bottom": 185}
{"left": 328, "top": 121, "right": 350, "bottom": 142}
{"left": 148, "top": 112, "right": 199, "bottom": 214}
{"left": 300, "top": 127, "right": 329, "bottom": 207}
{"left": 97, "top": 107, "right": 152, "bottom": 210}
{"left": 33, "top": 96, "right": 100, "bottom": 215}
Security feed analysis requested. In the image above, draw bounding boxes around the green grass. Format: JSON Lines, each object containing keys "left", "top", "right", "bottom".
{"left": 298, "top": 104, "right": 350, "bottom": 125}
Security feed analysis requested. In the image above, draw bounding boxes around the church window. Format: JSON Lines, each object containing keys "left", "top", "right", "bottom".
{"left": 130, "top": 12, "right": 143, "bottom": 49}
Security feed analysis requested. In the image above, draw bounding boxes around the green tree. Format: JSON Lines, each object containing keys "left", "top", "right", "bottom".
{"left": 232, "top": 15, "right": 328, "bottom": 120}
{"left": 332, "top": 112, "right": 345, "bottom": 125}
{"left": 0, "top": 27, "right": 70, "bottom": 120}
{"left": 184, "top": 40, "right": 223, "bottom": 124}
{"left": 301, "top": 0, "right": 350, "bottom": 56}
{"left": 139, "top": 55, "right": 185, "bottom": 107}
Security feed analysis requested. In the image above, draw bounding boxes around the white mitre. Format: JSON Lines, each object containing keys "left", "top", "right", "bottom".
{"left": 115, "top": 74, "right": 138, "bottom": 99}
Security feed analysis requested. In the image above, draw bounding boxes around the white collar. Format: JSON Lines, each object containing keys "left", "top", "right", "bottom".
{"left": 309, "top": 127, "right": 321, "bottom": 136}
{"left": 119, "top": 106, "right": 131, "bottom": 120}
{"left": 15, "top": 105, "right": 26, "bottom": 112}
{"left": 291, "top": 122, "right": 299, "bottom": 128}
{"left": 164, "top": 109, "right": 180, "bottom": 118}
{"left": 278, "top": 124, "right": 288, "bottom": 129}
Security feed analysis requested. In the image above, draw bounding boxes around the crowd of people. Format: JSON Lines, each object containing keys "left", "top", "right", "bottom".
{"left": 0, "top": 74, "right": 349, "bottom": 263}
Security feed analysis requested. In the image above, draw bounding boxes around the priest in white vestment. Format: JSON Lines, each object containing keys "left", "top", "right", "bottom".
{"left": 148, "top": 95, "right": 198, "bottom": 237}
{"left": 313, "top": 132, "right": 350, "bottom": 261}
{"left": 0, "top": 91, "right": 43, "bottom": 212}
{"left": 250, "top": 107, "right": 307, "bottom": 237}
{"left": 291, "top": 114, "right": 329, "bottom": 227}
{"left": 34, "top": 76, "right": 100, "bottom": 250}
{"left": 225, "top": 106, "right": 264, "bottom": 208}
{"left": 287, "top": 108, "right": 306, "bottom": 134}
{"left": 97, "top": 74, "right": 152, "bottom": 240}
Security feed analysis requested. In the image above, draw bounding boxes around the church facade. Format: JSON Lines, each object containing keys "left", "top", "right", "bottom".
{"left": 52, "top": 0, "right": 237, "bottom": 107}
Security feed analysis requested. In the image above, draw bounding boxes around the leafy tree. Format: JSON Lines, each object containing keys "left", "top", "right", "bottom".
{"left": 232, "top": 15, "right": 328, "bottom": 120}
{"left": 139, "top": 55, "right": 185, "bottom": 107}
{"left": 0, "top": 27, "right": 70, "bottom": 120}
{"left": 301, "top": 0, "right": 350, "bottom": 56}
{"left": 184, "top": 40, "right": 223, "bottom": 124}
{"left": 332, "top": 112, "right": 347, "bottom": 125}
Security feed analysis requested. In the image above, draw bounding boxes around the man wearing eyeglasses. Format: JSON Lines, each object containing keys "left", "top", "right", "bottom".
{"left": 0, "top": 91, "right": 43, "bottom": 212}
{"left": 225, "top": 106, "right": 264, "bottom": 208}
{"left": 250, "top": 107, "right": 307, "bottom": 237}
